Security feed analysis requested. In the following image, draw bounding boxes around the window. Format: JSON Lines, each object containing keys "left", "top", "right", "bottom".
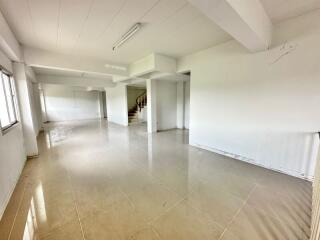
{"left": 0, "top": 71, "right": 18, "bottom": 131}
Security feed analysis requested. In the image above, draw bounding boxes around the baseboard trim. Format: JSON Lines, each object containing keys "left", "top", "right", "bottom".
{"left": 0, "top": 157, "right": 27, "bottom": 221}
{"left": 190, "top": 141, "right": 313, "bottom": 182}
{"left": 27, "top": 154, "right": 39, "bottom": 160}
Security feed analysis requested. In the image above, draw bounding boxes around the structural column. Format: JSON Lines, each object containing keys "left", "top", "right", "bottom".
{"left": 146, "top": 79, "right": 157, "bottom": 133}
{"left": 13, "top": 62, "right": 38, "bottom": 157}
{"left": 38, "top": 84, "right": 48, "bottom": 123}
{"left": 176, "top": 81, "right": 185, "bottom": 129}
{"left": 98, "top": 91, "right": 104, "bottom": 119}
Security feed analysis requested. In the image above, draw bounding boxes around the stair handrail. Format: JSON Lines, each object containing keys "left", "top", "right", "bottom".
{"left": 136, "top": 91, "right": 147, "bottom": 112}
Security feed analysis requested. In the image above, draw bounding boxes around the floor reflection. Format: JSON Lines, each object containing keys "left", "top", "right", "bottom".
{"left": 35, "top": 183, "right": 47, "bottom": 224}
{"left": 0, "top": 120, "right": 312, "bottom": 240}
{"left": 21, "top": 182, "right": 47, "bottom": 240}
{"left": 22, "top": 198, "right": 37, "bottom": 240}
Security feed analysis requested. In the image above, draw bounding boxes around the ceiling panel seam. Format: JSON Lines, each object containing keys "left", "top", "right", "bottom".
{"left": 96, "top": 0, "right": 128, "bottom": 41}
{"left": 56, "top": 0, "right": 62, "bottom": 48}
{"left": 26, "top": 0, "right": 39, "bottom": 45}
{"left": 138, "top": 0, "right": 161, "bottom": 21}
{"left": 71, "top": 0, "right": 96, "bottom": 53}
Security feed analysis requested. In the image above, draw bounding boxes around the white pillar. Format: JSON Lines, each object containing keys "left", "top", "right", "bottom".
{"left": 102, "top": 91, "right": 107, "bottom": 118}
{"left": 13, "top": 62, "right": 38, "bottom": 157}
{"left": 147, "top": 79, "right": 157, "bottom": 133}
{"left": 105, "top": 85, "right": 128, "bottom": 126}
{"left": 39, "top": 84, "right": 48, "bottom": 123}
{"left": 176, "top": 81, "right": 185, "bottom": 129}
{"left": 31, "top": 83, "right": 43, "bottom": 131}
{"left": 98, "top": 91, "right": 104, "bottom": 119}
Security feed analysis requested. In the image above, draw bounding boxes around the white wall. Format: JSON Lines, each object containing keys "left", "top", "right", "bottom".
{"left": 43, "top": 84, "right": 101, "bottom": 122}
{"left": 178, "top": 10, "right": 320, "bottom": 180}
{"left": 106, "top": 85, "right": 128, "bottom": 126}
{"left": 156, "top": 81, "right": 177, "bottom": 131}
{"left": 0, "top": 124, "right": 26, "bottom": 219}
{"left": 0, "top": 51, "right": 26, "bottom": 220}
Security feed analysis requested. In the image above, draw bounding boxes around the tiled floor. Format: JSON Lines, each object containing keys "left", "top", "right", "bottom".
{"left": 0, "top": 120, "right": 312, "bottom": 240}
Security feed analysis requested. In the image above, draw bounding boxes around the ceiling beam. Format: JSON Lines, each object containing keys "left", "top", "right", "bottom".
{"left": 23, "top": 46, "right": 129, "bottom": 77}
{"left": 114, "top": 53, "right": 178, "bottom": 83}
{"left": 37, "top": 74, "right": 116, "bottom": 88}
{"left": 187, "top": 0, "right": 273, "bottom": 52}
{"left": 129, "top": 53, "right": 177, "bottom": 77}
{"left": 25, "top": 65, "right": 37, "bottom": 82}
{"left": 0, "top": 10, "right": 22, "bottom": 61}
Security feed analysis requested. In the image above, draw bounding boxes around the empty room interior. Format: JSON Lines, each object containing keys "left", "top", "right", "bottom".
{"left": 2, "top": 0, "right": 320, "bottom": 239}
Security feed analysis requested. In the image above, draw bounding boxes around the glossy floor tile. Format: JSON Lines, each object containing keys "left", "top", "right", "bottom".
{"left": 0, "top": 120, "right": 312, "bottom": 240}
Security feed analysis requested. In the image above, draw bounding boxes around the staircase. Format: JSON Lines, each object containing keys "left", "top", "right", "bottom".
{"left": 128, "top": 92, "right": 147, "bottom": 124}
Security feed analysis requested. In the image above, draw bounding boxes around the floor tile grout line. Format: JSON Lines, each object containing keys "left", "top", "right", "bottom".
{"left": 150, "top": 225, "right": 163, "bottom": 240}
{"left": 118, "top": 187, "right": 136, "bottom": 210}
{"left": 147, "top": 197, "right": 187, "bottom": 226}
{"left": 147, "top": 192, "right": 226, "bottom": 237}
{"left": 184, "top": 175, "right": 250, "bottom": 207}
{"left": 182, "top": 199, "right": 226, "bottom": 230}
{"left": 73, "top": 200, "right": 86, "bottom": 240}
{"left": 218, "top": 183, "right": 258, "bottom": 240}
{"left": 7, "top": 180, "right": 29, "bottom": 240}
{"left": 66, "top": 170, "right": 86, "bottom": 240}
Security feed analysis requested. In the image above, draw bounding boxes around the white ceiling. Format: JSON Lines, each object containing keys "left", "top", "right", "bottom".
{"left": 260, "top": 0, "right": 320, "bottom": 23}
{"left": 0, "top": 0, "right": 231, "bottom": 64}
{"left": 0, "top": 0, "right": 319, "bottom": 66}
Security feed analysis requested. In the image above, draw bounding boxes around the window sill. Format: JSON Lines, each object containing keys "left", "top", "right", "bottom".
{"left": 1, "top": 121, "right": 20, "bottom": 136}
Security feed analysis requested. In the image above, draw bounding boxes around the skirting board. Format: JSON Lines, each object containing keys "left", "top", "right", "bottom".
{"left": 108, "top": 120, "right": 128, "bottom": 127}
{"left": 0, "top": 158, "right": 27, "bottom": 221}
{"left": 190, "top": 141, "right": 313, "bottom": 182}
{"left": 27, "top": 154, "right": 39, "bottom": 160}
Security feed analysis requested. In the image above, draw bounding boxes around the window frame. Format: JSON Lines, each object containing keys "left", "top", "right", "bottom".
{"left": 0, "top": 70, "right": 19, "bottom": 133}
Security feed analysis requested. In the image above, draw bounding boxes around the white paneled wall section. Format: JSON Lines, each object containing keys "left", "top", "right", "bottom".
{"left": 178, "top": 10, "right": 320, "bottom": 180}
{"left": 311, "top": 138, "right": 320, "bottom": 239}
{"left": 43, "top": 84, "right": 101, "bottom": 122}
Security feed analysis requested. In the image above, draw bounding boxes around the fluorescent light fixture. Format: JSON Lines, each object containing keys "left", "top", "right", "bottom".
{"left": 112, "top": 23, "right": 141, "bottom": 51}
{"left": 104, "top": 64, "right": 127, "bottom": 71}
